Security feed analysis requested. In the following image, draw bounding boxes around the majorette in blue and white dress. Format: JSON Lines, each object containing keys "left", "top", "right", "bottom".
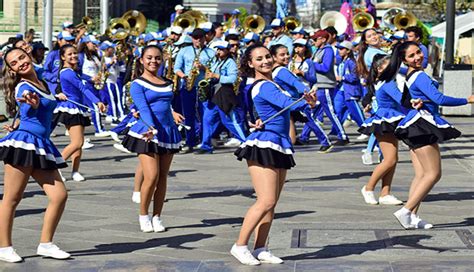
{"left": 234, "top": 80, "right": 310, "bottom": 169}
{"left": 53, "top": 67, "right": 101, "bottom": 127}
{"left": 122, "top": 77, "right": 181, "bottom": 154}
{"left": 359, "top": 79, "right": 406, "bottom": 136}
{"left": 395, "top": 70, "right": 469, "bottom": 149}
{"left": 0, "top": 80, "right": 67, "bottom": 170}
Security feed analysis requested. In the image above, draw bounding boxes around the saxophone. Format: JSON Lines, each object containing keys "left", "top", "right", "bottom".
{"left": 186, "top": 47, "right": 203, "bottom": 91}
{"left": 94, "top": 54, "right": 109, "bottom": 90}
{"left": 233, "top": 52, "right": 242, "bottom": 95}
{"left": 124, "top": 56, "right": 137, "bottom": 93}
{"left": 197, "top": 57, "right": 213, "bottom": 102}
{"left": 164, "top": 41, "right": 180, "bottom": 93}
{"left": 290, "top": 54, "right": 297, "bottom": 73}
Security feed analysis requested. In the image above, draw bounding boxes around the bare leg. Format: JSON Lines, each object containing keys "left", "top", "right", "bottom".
{"left": 365, "top": 134, "right": 398, "bottom": 193}
{"left": 0, "top": 165, "right": 32, "bottom": 247}
{"left": 133, "top": 163, "right": 143, "bottom": 192}
{"left": 61, "top": 125, "right": 84, "bottom": 172}
{"left": 253, "top": 168, "right": 287, "bottom": 249}
{"left": 289, "top": 117, "right": 296, "bottom": 144}
{"left": 408, "top": 150, "right": 424, "bottom": 214}
{"left": 236, "top": 161, "right": 280, "bottom": 246}
{"left": 153, "top": 154, "right": 173, "bottom": 216}
{"left": 404, "top": 144, "right": 441, "bottom": 211}
{"left": 138, "top": 153, "right": 159, "bottom": 216}
{"left": 31, "top": 169, "right": 68, "bottom": 243}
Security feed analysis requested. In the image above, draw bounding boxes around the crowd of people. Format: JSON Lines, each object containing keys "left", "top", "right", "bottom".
{"left": 0, "top": 5, "right": 473, "bottom": 265}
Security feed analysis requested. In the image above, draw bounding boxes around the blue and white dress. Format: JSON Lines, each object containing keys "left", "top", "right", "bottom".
{"left": 0, "top": 81, "right": 67, "bottom": 170}
{"left": 122, "top": 77, "right": 181, "bottom": 154}
{"left": 53, "top": 68, "right": 101, "bottom": 127}
{"left": 234, "top": 80, "right": 310, "bottom": 169}
{"left": 395, "top": 70, "right": 468, "bottom": 149}
{"left": 359, "top": 80, "right": 405, "bottom": 135}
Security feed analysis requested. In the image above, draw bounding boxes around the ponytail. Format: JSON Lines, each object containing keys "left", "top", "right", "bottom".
{"left": 1, "top": 48, "right": 26, "bottom": 116}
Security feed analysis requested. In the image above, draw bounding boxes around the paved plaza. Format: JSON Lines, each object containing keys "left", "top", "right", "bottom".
{"left": 0, "top": 116, "right": 473, "bottom": 272}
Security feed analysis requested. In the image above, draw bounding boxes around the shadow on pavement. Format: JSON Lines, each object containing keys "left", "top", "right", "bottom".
{"left": 284, "top": 234, "right": 451, "bottom": 260}
{"left": 1, "top": 190, "right": 46, "bottom": 200}
{"left": 15, "top": 208, "right": 45, "bottom": 218}
{"left": 167, "top": 188, "right": 255, "bottom": 201}
{"left": 433, "top": 217, "right": 474, "bottom": 228}
{"left": 424, "top": 192, "right": 474, "bottom": 202}
{"left": 289, "top": 171, "right": 373, "bottom": 182}
{"left": 81, "top": 154, "right": 136, "bottom": 162}
{"left": 169, "top": 210, "right": 315, "bottom": 230}
{"left": 69, "top": 233, "right": 215, "bottom": 256}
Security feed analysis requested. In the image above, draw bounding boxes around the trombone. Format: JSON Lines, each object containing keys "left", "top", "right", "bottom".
{"left": 75, "top": 16, "right": 95, "bottom": 32}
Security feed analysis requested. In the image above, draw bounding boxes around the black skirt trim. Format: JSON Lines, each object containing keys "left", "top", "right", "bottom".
{"left": 53, "top": 112, "right": 91, "bottom": 127}
{"left": 0, "top": 147, "right": 67, "bottom": 170}
{"left": 122, "top": 135, "right": 180, "bottom": 155}
{"left": 234, "top": 145, "right": 296, "bottom": 169}
{"left": 358, "top": 121, "right": 399, "bottom": 136}
{"left": 395, "top": 118, "right": 461, "bottom": 149}
{"left": 290, "top": 111, "right": 308, "bottom": 123}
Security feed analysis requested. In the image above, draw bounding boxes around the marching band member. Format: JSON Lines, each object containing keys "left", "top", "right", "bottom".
{"left": 404, "top": 26, "right": 429, "bottom": 69}
{"left": 290, "top": 26, "right": 307, "bottom": 40}
{"left": 174, "top": 28, "right": 215, "bottom": 153}
{"left": 122, "top": 45, "right": 183, "bottom": 232}
{"left": 101, "top": 41, "right": 126, "bottom": 123}
{"left": 268, "top": 19, "right": 293, "bottom": 54}
{"left": 0, "top": 48, "right": 70, "bottom": 262}
{"left": 43, "top": 31, "right": 75, "bottom": 94}
{"left": 196, "top": 40, "right": 246, "bottom": 154}
{"left": 232, "top": 44, "right": 317, "bottom": 266}
{"left": 311, "top": 30, "right": 349, "bottom": 145}
{"left": 31, "top": 42, "right": 49, "bottom": 80}
{"left": 54, "top": 44, "right": 106, "bottom": 182}
{"left": 392, "top": 42, "right": 474, "bottom": 229}
{"left": 78, "top": 35, "right": 108, "bottom": 137}
{"left": 170, "top": 4, "right": 184, "bottom": 25}
{"left": 242, "top": 32, "right": 260, "bottom": 50}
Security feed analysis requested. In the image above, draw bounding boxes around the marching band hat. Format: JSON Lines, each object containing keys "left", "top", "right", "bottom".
{"left": 311, "top": 29, "right": 330, "bottom": 40}
{"left": 293, "top": 38, "right": 308, "bottom": 46}
{"left": 191, "top": 28, "right": 206, "bottom": 38}
{"left": 99, "top": 40, "right": 115, "bottom": 51}
{"left": 290, "top": 26, "right": 307, "bottom": 35}
{"left": 231, "top": 9, "right": 240, "bottom": 15}
{"left": 270, "top": 18, "right": 285, "bottom": 28}
{"left": 200, "top": 22, "right": 213, "bottom": 33}
{"left": 214, "top": 40, "right": 230, "bottom": 50}
{"left": 175, "top": 4, "right": 184, "bottom": 11}
{"left": 352, "top": 35, "right": 361, "bottom": 46}
{"left": 242, "top": 32, "right": 260, "bottom": 43}
{"left": 32, "top": 41, "right": 49, "bottom": 51}
{"left": 391, "top": 30, "right": 406, "bottom": 40}
{"left": 62, "top": 21, "right": 74, "bottom": 29}
{"left": 58, "top": 31, "right": 76, "bottom": 41}
{"left": 15, "top": 33, "right": 24, "bottom": 39}
{"left": 144, "top": 32, "right": 164, "bottom": 43}
{"left": 336, "top": 40, "right": 353, "bottom": 50}
{"left": 174, "top": 34, "right": 192, "bottom": 46}
{"left": 226, "top": 28, "right": 240, "bottom": 36}
{"left": 170, "top": 26, "right": 183, "bottom": 35}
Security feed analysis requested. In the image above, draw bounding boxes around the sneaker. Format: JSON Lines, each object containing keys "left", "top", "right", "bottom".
{"left": 113, "top": 143, "right": 131, "bottom": 154}
{"left": 71, "top": 172, "right": 86, "bottom": 182}
{"left": 230, "top": 244, "right": 260, "bottom": 266}
{"left": 179, "top": 146, "right": 194, "bottom": 154}
{"left": 152, "top": 216, "right": 166, "bottom": 232}
{"left": 37, "top": 243, "right": 71, "bottom": 259}
{"left": 379, "top": 195, "right": 403, "bottom": 205}
{"left": 132, "top": 191, "right": 141, "bottom": 204}
{"left": 357, "top": 134, "right": 369, "bottom": 141}
{"left": 81, "top": 141, "right": 94, "bottom": 150}
{"left": 224, "top": 138, "right": 242, "bottom": 148}
{"left": 110, "top": 120, "right": 119, "bottom": 127}
{"left": 94, "top": 131, "right": 110, "bottom": 138}
{"left": 139, "top": 215, "right": 153, "bottom": 233}
{"left": 64, "top": 130, "right": 69, "bottom": 136}
{"left": 109, "top": 131, "right": 121, "bottom": 142}
{"left": 411, "top": 214, "right": 433, "bottom": 229}
{"left": 318, "top": 145, "right": 333, "bottom": 153}
{"left": 393, "top": 208, "right": 416, "bottom": 229}
{"left": 361, "top": 186, "right": 378, "bottom": 205}
{"left": 343, "top": 119, "right": 353, "bottom": 128}
{"left": 334, "top": 139, "right": 350, "bottom": 146}
{"left": 362, "top": 151, "right": 374, "bottom": 165}
{"left": 0, "top": 247, "right": 22, "bottom": 263}
{"left": 105, "top": 116, "right": 114, "bottom": 123}
{"left": 253, "top": 249, "right": 283, "bottom": 264}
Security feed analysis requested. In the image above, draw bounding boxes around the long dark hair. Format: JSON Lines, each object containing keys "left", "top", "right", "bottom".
{"left": 269, "top": 44, "right": 287, "bottom": 57}
{"left": 356, "top": 28, "right": 377, "bottom": 79}
{"left": 292, "top": 44, "right": 312, "bottom": 60}
{"left": 366, "top": 54, "right": 391, "bottom": 96}
{"left": 1, "top": 47, "right": 30, "bottom": 116}
{"left": 78, "top": 41, "right": 99, "bottom": 60}
{"left": 136, "top": 44, "right": 162, "bottom": 77}
{"left": 240, "top": 44, "right": 270, "bottom": 78}
{"left": 59, "top": 44, "right": 76, "bottom": 70}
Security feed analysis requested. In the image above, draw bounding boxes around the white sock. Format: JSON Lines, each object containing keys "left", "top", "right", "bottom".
{"left": 253, "top": 247, "right": 267, "bottom": 255}
{"left": 400, "top": 207, "right": 411, "bottom": 214}
{"left": 0, "top": 246, "right": 13, "bottom": 253}
{"left": 139, "top": 215, "right": 150, "bottom": 221}
{"left": 39, "top": 242, "right": 53, "bottom": 249}
{"left": 233, "top": 244, "right": 249, "bottom": 253}
{"left": 152, "top": 215, "right": 160, "bottom": 220}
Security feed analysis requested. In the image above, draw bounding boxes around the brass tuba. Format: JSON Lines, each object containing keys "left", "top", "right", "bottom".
{"left": 320, "top": 11, "right": 347, "bottom": 35}
{"left": 173, "top": 13, "right": 196, "bottom": 32}
{"left": 185, "top": 10, "right": 208, "bottom": 26}
{"left": 352, "top": 11, "right": 375, "bottom": 32}
{"left": 243, "top": 15, "right": 266, "bottom": 34}
{"left": 122, "top": 10, "right": 147, "bottom": 36}
{"left": 106, "top": 18, "right": 130, "bottom": 40}
{"left": 283, "top": 16, "right": 300, "bottom": 32}
{"left": 382, "top": 8, "right": 405, "bottom": 31}
{"left": 393, "top": 11, "right": 417, "bottom": 30}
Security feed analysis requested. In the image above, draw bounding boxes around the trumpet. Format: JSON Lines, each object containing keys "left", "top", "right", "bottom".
{"left": 75, "top": 16, "right": 95, "bottom": 32}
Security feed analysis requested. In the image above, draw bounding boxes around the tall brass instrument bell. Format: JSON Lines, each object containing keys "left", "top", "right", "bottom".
{"left": 382, "top": 8, "right": 405, "bottom": 31}
{"left": 283, "top": 16, "right": 300, "bottom": 32}
{"left": 320, "top": 11, "right": 347, "bottom": 36}
{"left": 122, "top": 10, "right": 147, "bottom": 36}
{"left": 106, "top": 18, "right": 130, "bottom": 40}
{"left": 393, "top": 11, "right": 417, "bottom": 30}
{"left": 75, "top": 16, "right": 95, "bottom": 31}
{"left": 173, "top": 13, "right": 196, "bottom": 32}
{"left": 243, "top": 15, "right": 266, "bottom": 34}
{"left": 352, "top": 11, "right": 375, "bottom": 32}
{"left": 185, "top": 10, "right": 208, "bottom": 26}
